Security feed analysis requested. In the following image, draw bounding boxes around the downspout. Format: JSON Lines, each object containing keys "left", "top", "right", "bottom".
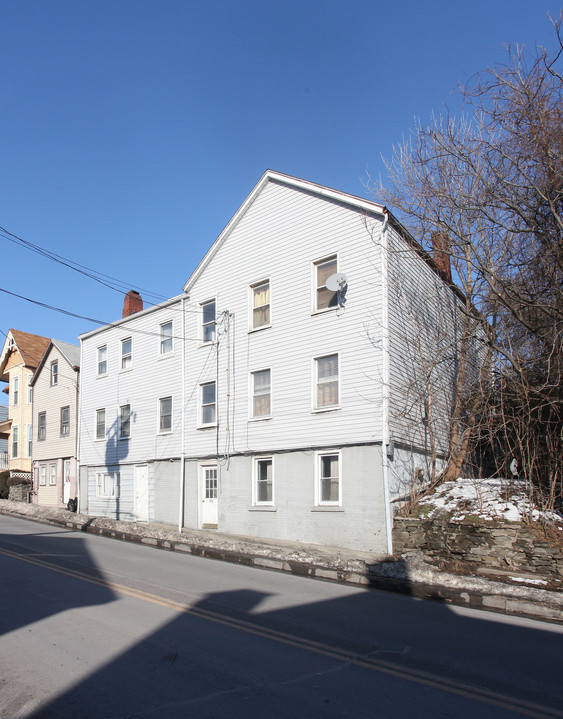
{"left": 178, "top": 295, "right": 187, "bottom": 531}
{"left": 381, "top": 210, "right": 393, "bottom": 555}
{"left": 76, "top": 341, "right": 83, "bottom": 513}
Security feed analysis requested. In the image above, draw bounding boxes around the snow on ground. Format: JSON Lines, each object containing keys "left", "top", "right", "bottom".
{"left": 418, "top": 477, "right": 563, "bottom": 526}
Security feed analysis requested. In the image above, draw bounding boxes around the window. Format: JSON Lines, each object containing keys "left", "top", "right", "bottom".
{"left": 159, "top": 396, "right": 172, "bottom": 433}
{"left": 314, "top": 255, "right": 338, "bottom": 311}
{"left": 11, "top": 426, "right": 18, "bottom": 458}
{"left": 251, "top": 369, "right": 271, "bottom": 418}
{"left": 121, "top": 337, "right": 132, "bottom": 369}
{"left": 13, "top": 377, "right": 19, "bottom": 405}
{"left": 314, "top": 354, "right": 339, "bottom": 409}
{"left": 96, "top": 409, "right": 106, "bottom": 440}
{"left": 96, "top": 472, "right": 119, "bottom": 499}
{"left": 38, "top": 412, "right": 46, "bottom": 441}
{"left": 27, "top": 375, "right": 33, "bottom": 404}
{"left": 39, "top": 465, "right": 46, "bottom": 486}
{"left": 200, "top": 382, "right": 216, "bottom": 426}
{"left": 201, "top": 300, "right": 216, "bottom": 343}
{"left": 160, "top": 321, "right": 173, "bottom": 355}
{"left": 119, "top": 404, "right": 131, "bottom": 439}
{"left": 60, "top": 406, "right": 70, "bottom": 436}
{"left": 97, "top": 345, "right": 107, "bottom": 376}
{"left": 51, "top": 360, "right": 58, "bottom": 386}
{"left": 317, "top": 452, "right": 341, "bottom": 505}
{"left": 254, "top": 457, "right": 273, "bottom": 505}
{"left": 27, "top": 425, "right": 32, "bottom": 457}
{"left": 250, "top": 280, "right": 270, "bottom": 329}
{"left": 49, "top": 463, "right": 57, "bottom": 486}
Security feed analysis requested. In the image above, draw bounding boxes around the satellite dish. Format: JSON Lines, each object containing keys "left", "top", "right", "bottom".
{"left": 325, "top": 272, "right": 348, "bottom": 292}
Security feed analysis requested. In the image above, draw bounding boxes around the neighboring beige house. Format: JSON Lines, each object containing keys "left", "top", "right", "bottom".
{"left": 30, "top": 340, "right": 80, "bottom": 507}
{"left": 0, "top": 329, "right": 50, "bottom": 483}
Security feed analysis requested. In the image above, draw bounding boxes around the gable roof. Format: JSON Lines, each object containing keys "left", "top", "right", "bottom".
{"left": 30, "top": 339, "right": 81, "bottom": 386}
{"left": 182, "top": 170, "right": 386, "bottom": 293}
{"left": 0, "top": 329, "right": 51, "bottom": 381}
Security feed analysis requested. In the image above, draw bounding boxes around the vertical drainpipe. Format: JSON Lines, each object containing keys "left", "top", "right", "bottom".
{"left": 76, "top": 339, "right": 83, "bottom": 514}
{"left": 178, "top": 295, "right": 187, "bottom": 532}
{"left": 381, "top": 210, "right": 393, "bottom": 555}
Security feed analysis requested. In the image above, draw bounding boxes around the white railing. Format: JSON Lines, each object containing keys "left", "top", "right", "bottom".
{"left": 0, "top": 454, "right": 9, "bottom": 470}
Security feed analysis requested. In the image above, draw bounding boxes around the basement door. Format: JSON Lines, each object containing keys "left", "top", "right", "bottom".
{"left": 134, "top": 464, "right": 149, "bottom": 522}
{"left": 200, "top": 464, "right": 218, "bottom": 528}
{"left": 63, "top": 460, "right": 71, "bottom": 505}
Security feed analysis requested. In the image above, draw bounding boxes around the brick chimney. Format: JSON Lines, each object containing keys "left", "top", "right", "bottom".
{"left": 431, "top": 231, "right": 452, "bottom": 283}
{"left": 122, "top": 290, "right": 143, "bottom": 318}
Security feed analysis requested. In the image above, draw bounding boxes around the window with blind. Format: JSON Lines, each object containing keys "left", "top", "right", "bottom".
{"left": 317, "top": 452, "right": 341, "bottom": 505}
{"left": 250, "top": 280, "right": 270, "bottom": 330}
{"left": 251, "top": 369, "right": 271, "bottom": 418}
{"left": 314, "top": 354, "right": 339, "bottom": 409}
{"left": 313, "top": 255, "right": 338, "bottom": 312}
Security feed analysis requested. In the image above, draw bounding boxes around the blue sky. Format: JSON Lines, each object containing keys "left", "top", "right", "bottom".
{"left": 1, "top": 0, "right": 560, "bottom": 403}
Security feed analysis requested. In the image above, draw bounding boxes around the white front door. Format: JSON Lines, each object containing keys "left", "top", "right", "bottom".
{"left": 134, "top": 464, "right": 149, "bottom": 522}
{"left": 63, "top": 460, "right": 71, "bottom": 504}
{"left": 200, "top": 465, "right": 218, "bottom": 527}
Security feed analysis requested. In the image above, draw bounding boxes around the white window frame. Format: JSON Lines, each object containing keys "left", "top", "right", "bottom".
{"left": 158, "top": 396, "right": 173, "bottom": 434}
{"left": 49, "top": 463, "right": 57, "bottom": 486}
{"left": 96, "top": 408, "right": 106, "bottom": 440}
{"left": 253, "top": 456, "right": 274, "bottom": 506}
{"left": 60, "top": 406, "right": 70, "bottom": 437}
{"left": 121, "top": 337, "right": 132, "bottom": 370}
{"left": 97, "top": 345, "right": 107, "bottom": 376}
{"left": 250, "top": 368, "right": 272, "bottom": 419}
{"left": 96, "top": 472, "right": 119, "bottom": 499}
{"left": 249, "top": 279, "right": 271, "bottom": 331}
{"left": 27, "top": 375, "right": 33, "bottom": 404}
{"left": 312, "top": 254, "right": 338, "bottom": 314}
{"left": 315, "top": 450, "right": 342, "bottom": 506}
{"left": 119, "top": 404, "right": 131, "bottom": 439}
{"left": 200, "top": 299, "right": 216, "bottom": 344}
{"left": 13, "top": 377, "right": 19, "bottom": 405}
{"left": 39, "top": 464, "right": 47, "bottom": 486}
{"left": 27, "top": 424, "right": 32, "bottom": 458}
{"left": 11, "top": 426, "right": 18, "bottom": 458}
{"left": 159, "top": 321, "right": 173, "bottom": 356}
{"left": 199, "top": 381, "right": 216, "bottom": 427}
{"left": 50, "top": 360, "right": 58, "bottom": 386}
{"left": 313, "top": 353, "right": 340, "bottom": 411}
{"left": 38, "top": 412, "right": 46, "bottom": 441}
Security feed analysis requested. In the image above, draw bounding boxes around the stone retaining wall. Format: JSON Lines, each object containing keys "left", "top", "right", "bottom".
{"left": 393, "top": 516, "right": 563, "bottom": 580}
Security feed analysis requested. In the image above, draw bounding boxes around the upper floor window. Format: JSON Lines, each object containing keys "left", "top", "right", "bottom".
{"left": 60, "top": 406, "right": 70, "bottom": 436}
{"left": 96, "top": 408, "right": 106, "bottom": 440}
{"left": 97, "top": 345, "right": 107, "bottom": 376}
{"left": 314, "top": 354, "right": 339, "bottom": 410}
{"left": 121, "top": 337, "right": 132, "bottom": 369}
{"left": 11, "top": 426, "right": 18, "bottom": 458}
{"left": 119, "top": 404, "right": 131, "bottom": 439}
{"left": 38, "top": 412, "right": 46, "bottom": 441}
{"left": 250, "top": 280, "right": 270, "bottom": 330}
{"left": 50, "top": 361, "right": 58, "bottom": 386}
{"left": 13, "top": 377, "right": 19, "bottom": 405}
{"left": 27, "top": 375, "right": 33, "bottom": 404}
{"left": 251, "top": 369, "right": 271, "bottom": 418}
{"left": 160, "top": 321, "right": 173, "bottom": 355}
{"left": 316, "top": 452, "right": 341, "bottom": 506}
{"left": 254, "top": 457, "right": 274, "bottom": 506}
{"left": 314, "top": 255, "right": 338, "bottom": 312}
{"left": 200, "top": 382, "right": 216, "bottom": 426}
{"left": 27, "top": 424, "right": 32, "bottom": 457}
{"left": 201, "top": 300, "right": 216, "bottom": 343}
{"left": 159, "top": 396, "right": 172, "bottom": 433}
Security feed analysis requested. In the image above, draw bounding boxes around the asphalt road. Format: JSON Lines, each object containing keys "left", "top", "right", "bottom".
{"left": 1, "top": 514, "right": 562, "bottom": 719}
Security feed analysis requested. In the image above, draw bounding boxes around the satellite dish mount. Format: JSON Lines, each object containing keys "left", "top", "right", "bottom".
{"left": 325, "top": 272, "right": 348, "bottom": 306}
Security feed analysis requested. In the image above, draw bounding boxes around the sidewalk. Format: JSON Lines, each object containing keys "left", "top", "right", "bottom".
{"left": 1, "top": 499, "right": 561, "bottom": 624}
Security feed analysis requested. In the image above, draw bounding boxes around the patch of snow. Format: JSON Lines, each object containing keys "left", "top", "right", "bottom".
{"left": 508, "top": 576, "right": 548, "bottom": 586}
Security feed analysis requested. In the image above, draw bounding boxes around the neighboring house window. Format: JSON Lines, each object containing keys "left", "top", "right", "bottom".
{"left": 27, "top": 424, "right": 32, "bottom": 458}
{"left": 39, "top": 465, "right": 46, "bottom": 486}
{"left": 254, "top": 457, "right": 273, "bottom": 505}
{"left": 314, "top": 354, "right": 340, "bottom": 409}
{"left": 159, "top": 396, "right": 172, "bottom": 433}
{"left": 28, "top": 375, "right": 33, "bottom": 404}
{"left": 200, "top": 382, "right": 216, "bottom": 426}
{"left": 119, "top": 405, "right": 131, "bottom": 439}
{"left": 314, "top": 255, "right": 338, "bottom": 311}
{"left": 51, "top": 360, "right": 58, "bottom": 386}
{"left": 160, "top": 321, "right": 173, "bottom": 355}
{"left": 251, "top": 369, "right": 271, "bottom": 418}
{"left": 38, "top": 412, "right": 46, "bottom": 441}
{"left": 96, "top": 409, "right": 106, "bottom": 440}
{"left": 317, "top": 451, "right": 341, "bottom": 505}
{"left": 11, "top": 426, "right": 18, "bottom": 458}
{"left": 96, "top": 472, "right": 119, "bottom": 499}
{"left": 60, "top": 406, "right": 70, "bottom": 436}
{"left": 97, "top": 345, "right": 107, "bottom": 376}
{"left": 49, "top": 463, "right": 57, "bottom": 486}
{"left": 121, "top": 337, "right": 132, "bottom": 369}
{"left": 13, "top": 377, "right": 19, "bottom": 405}
{"left": 201, "top": 300, "right": 216, "bottom": 343}
{"left": 250, "top": 280, "right": 270, "bottom": 330}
